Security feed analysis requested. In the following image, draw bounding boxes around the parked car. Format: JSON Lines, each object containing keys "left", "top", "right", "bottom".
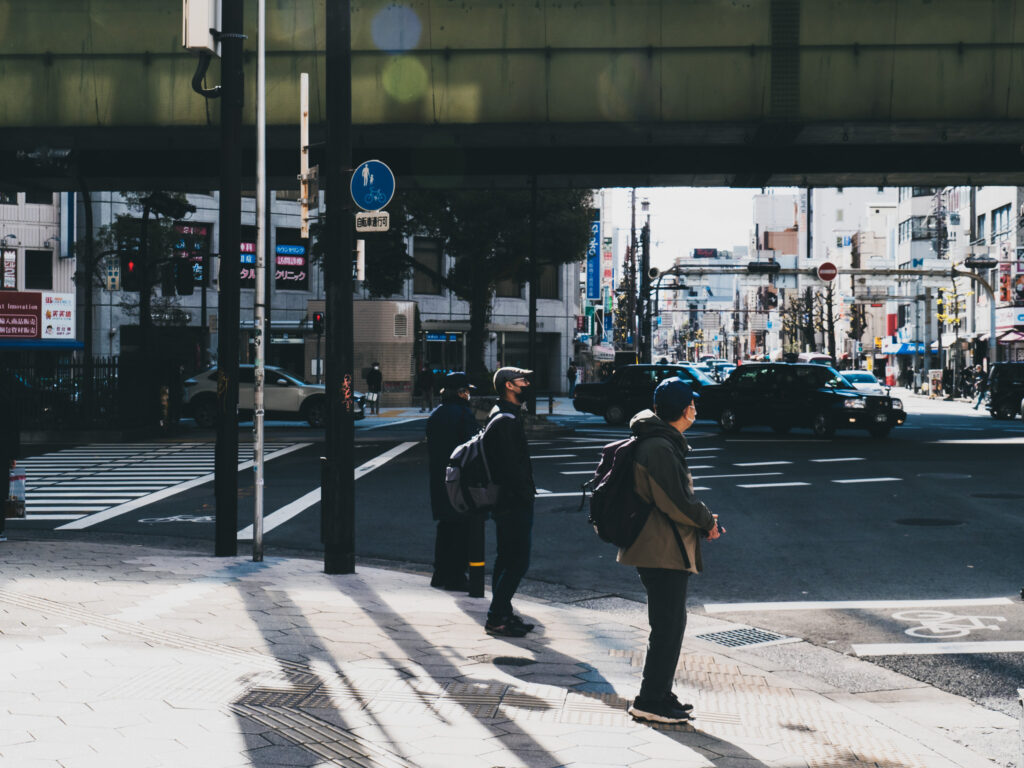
{"left": 797, "top": 352, "right": 834, "bottom": 366}
{"left": 183, "top": 364, "right": 365, "bottom": 427}
{"left": 572, "top": 363, "right": 716, "bottom": 424}
{"left": 840, "top": 369, "right": 888, "bottom": 395}
{"left": 986, "top": 361, "right": 1024, "bottom": 420}
{"left": 709, "top": 361, "right": 736, "bottom": 382}
{"left": 698, "top": 362, "right": 905, "bottom": 438}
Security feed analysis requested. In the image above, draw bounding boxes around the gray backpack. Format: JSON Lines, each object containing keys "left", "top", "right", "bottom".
{"left": 444, "top": 412, "right": 514, "bottom": 516}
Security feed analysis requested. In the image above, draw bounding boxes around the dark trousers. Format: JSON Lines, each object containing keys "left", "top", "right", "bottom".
{"left": 432, "top": 520, "right": 470, "bottom": 586}
{"left": 488, "top": 503, "right": 534, "bottom": 621}
{"left": 0, "top": 454, "right": 9, "bottom": 537}
{"left": 637, "top": 567, "right": 691, "bottom": 702}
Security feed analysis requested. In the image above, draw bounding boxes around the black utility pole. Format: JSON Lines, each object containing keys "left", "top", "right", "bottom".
{"left": 526, "top": 176, "right": 538, "bottom": 415}
{"left": 324, "top": 0, "right": 356, "bottom": 575}
{"left": 214, "top": 0, "right": 244, "bottom": 557}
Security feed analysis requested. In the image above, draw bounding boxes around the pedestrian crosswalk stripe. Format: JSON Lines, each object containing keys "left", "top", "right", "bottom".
{"left": 693, "top": 472, "right": 783, "bottom": 480}
{"left": 852, "top": 641, "right": 1024, "bottom": 656}
{"left": 733, "top": 461, "right": 792, "bottom": 467}
{"left": 832, "top": 477, "right": 901, "bottom": 484}
{"left": 703, "top": 597, "right": 1013, "bottom": 613}
{"left": 737, "top": 482, "right": 810, "bottom": 489}
{"left": 811, "top": 457, "right": 865, "bottom": 463}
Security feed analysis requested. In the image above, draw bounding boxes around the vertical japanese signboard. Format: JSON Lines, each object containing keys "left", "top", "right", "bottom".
{"left": 274, "top": 228, "right": 310, "bottom": 291}
{"left": 174, "top": 222, "right": 211, "bottom": 286}
{"left": 240, "top": 225, "right": 256, "bottom": 289}
{"left": 586, "top": 217, "right": 600, "bottom": 300}
{"left": 2, "top": 249, "right": 15, "bottom": 289}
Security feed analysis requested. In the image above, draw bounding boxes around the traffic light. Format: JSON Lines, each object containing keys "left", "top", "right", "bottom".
{"left": 747, "top": 260, "right": 781, "bottom": 275}
{"left": 175, "top": 259, "right": 195, "bottom": 295}
{"left": 121, "top": 251, "right": 141, "bottom": 292}
{"left": 312, "top": 311, "right": 324, "bottom": 335}
{"left": 764, "top": 290, "right": 779, "bottom": 308}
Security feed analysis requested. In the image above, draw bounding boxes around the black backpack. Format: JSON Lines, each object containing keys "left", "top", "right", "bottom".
{"left": 583, "top": 436, "right": 652, "bottom": 548}
{"left": 444, "top": 413, "right": 513, "bottom": 517}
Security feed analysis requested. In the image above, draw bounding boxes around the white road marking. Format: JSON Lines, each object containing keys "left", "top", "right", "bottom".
{"left": 58, "top": 443, "right": 312, "bottom": 531}
{"left": 692, "top": 472, "right": 783, "bottom": 480}
{"left": 560, "top": 470, "right": 597, "bottom": 475}
{"left": 733, "top": 461, "right": 792, "bottom": 467}
{"left": 737, "top": 482, "right": 810, "bottom": 489}
{"left": 29, "top": 506, "right": 109, "bottom": 513}
{"left": 832, "top": 477, "right": 901, "bottom": 484}
{"left": 933, "top": 437, "right": 1024, "bottom": 445}
{"left": 237, "top": 442, "right": 418, "bottom": 540}
{"left": 536, "top": 492, "right": 589, "bottom": 499}
{"left": 852, "top": 641, "right": 1024, "bottom": 656}
{"left": 689, "top": 447, "right": 722, "bottom": 452}
{"left": 358, "top": 416, "right": 428, "bottom": 431}
{"left": 703, "top": 597, "right": 1014, "bottom": 614}
{"left": 530, "top": 454, "right": 578, "bottom": 459}
{"left": 726, "top": 439, "right": 831, "bottom": 443}
{"left": 687, "top": 465, "right": 715, "bottom": 470}
{"left": 9, "top": 514, "right": 86, "bottom": 520}
{"left": 811, "top": 457, "right": 865, "bottom": 463}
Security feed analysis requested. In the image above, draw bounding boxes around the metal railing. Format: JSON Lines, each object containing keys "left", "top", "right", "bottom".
{"left": 3, "top": 357, "right": 121, "bottom": 429}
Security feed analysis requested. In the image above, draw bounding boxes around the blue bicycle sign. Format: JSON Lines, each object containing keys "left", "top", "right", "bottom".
{"left": 351, "top": 159, "right": 396, "bottom": 212}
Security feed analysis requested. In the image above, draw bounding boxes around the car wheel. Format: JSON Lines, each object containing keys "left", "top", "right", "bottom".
{"left": 811, "top": 411, "right": 836, "bottom": 438}
{"left": 304, "top": 398, "right": 326, "bottom": 427}
{"left": 771, "top": 422, "right": 791, "bottom": 435}
{"left": 718, "top": 407, "right": 741, "bottom": 433}
{"left": 191, "top": 397, "right": 216, "bottom": 428}
{"left": 868, "top": 425, "right": 891, "bottom": 438}
{"left": 604, "top": 404, "right": 626, "bottom": 425}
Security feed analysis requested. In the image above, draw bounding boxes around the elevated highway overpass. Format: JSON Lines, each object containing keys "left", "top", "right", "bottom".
{"left": 3, "top": 0, "right": 1024, "bottom": 190}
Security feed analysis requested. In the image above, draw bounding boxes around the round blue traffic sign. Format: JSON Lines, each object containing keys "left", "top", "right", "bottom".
{"left": 351, "top": 159, "right": 395, "bottom": 212}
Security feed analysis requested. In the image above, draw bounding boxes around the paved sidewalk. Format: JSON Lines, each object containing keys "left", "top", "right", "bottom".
{"left": 0, "top": 539, "right": 1016, "bottom": 768}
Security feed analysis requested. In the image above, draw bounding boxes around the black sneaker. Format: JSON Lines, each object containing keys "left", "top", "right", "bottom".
{"left": 485, "top": 618, "right": 529, "bottom": 638}
{"left": 628, "top": 696, "right": 692, "bottom": 724}
{"left": 507, "top": 614, "right": 535, "bottom": 632}
{"left": 664, "top": 691, "right": 694, "bottom": 714}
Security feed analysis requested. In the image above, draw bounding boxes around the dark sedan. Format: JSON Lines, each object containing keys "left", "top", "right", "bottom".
{"left": 698, "top": 362, "right": 906, "bottom": 438}
{"left": 572, "top": 363, "right": 716, "bottom": 425}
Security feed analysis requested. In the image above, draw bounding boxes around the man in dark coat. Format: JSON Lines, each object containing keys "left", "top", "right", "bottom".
{"left": 365, "top": 362, "right": 383, "bottom": 415}
{"left": 415, "top": 364, "right": 435, "bottom": 412}
{"left": 425, "top": 371, "right": 479, "bottom": 590}
{"left": 481, "top": 366, "right": 537, "bottom": 637}
{"left": 0, "top": 374, "right": 22, "bottom": 542}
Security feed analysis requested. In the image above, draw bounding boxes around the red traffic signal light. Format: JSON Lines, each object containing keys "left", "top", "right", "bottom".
{"left": 312, "top": 311, "right": 324, "bottom": 335}
{"left": 121, "top": 253, "right": 141, "bottom": 291}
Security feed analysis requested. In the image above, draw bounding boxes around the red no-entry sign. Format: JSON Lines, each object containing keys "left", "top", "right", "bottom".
{"left": 817, "top": 261, "right": 838, "bottom": 281}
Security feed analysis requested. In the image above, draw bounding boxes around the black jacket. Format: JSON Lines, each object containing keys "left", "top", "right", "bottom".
{"left": 0, "top": 376, "right": 21, "bottom": 461}
{"left": 426, "top": 396, "right": 480, "bottom": 521}
{"left": 483, "top": 399, "right": 535, "bottom": 517}
{"left": 366, "top": 367, "right": 383, "bottom": 393}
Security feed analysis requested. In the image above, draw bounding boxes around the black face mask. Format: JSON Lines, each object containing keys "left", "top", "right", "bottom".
{"left": 513, "top": 383, "right": 534, "bottom": 403}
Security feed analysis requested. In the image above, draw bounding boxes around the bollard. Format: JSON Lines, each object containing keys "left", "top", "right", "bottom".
{"left": 467, "top": 516, "right": 486, "bottom": 598}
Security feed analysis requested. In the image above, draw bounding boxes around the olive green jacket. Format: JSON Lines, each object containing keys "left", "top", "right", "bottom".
{"left": 617, "top": 410, "right": 715, "bottom": 573}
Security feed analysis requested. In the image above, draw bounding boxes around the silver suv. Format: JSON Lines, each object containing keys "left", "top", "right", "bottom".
{"left": 183, "top": 365, "right": 364, "bottom": 427}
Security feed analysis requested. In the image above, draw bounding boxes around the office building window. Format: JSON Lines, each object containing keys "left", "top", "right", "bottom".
{"left": 992, "top": 204, "right": 1012, "bottom": 242}
{"left": 976, "top": 214, "right": 986, "bottom": 243}
{"left": 24, "top": 191, "right": 53, "bottom": 205}
{"left": 495, "top": 275, "right": 522, "bottom": 298}
{"left": 412, "top": 238, "right": 443, "bottom": 295}
{"left": 24, "top": 250, "right": 52, "bottom": 290}
{"left": 536, "top": 262, "right": 559, "bottom": 299}
{"left": 0, "top": 191, "right": 16, "bottom": 205}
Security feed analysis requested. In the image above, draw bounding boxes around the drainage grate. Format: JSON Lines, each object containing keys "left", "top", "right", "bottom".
{"left": 695, "top": 627, "right": 793, "bottom": 648}
{"left": 894, "top": 518, "right": 964, "bottom": 527}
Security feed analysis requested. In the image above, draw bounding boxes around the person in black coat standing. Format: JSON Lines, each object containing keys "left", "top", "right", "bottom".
{"left": 365, "top": 362, "right": 383, "bottom": 415}
{"left": 0, "top": 374, "right": 21, "bottom": 542}
{"left": 425, "top": 371, "right": 479, "bottom": 590}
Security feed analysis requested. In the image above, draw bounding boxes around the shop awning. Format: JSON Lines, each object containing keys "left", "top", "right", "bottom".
{"left": 997, "top": 329, "right": 1024, "bottom": 343}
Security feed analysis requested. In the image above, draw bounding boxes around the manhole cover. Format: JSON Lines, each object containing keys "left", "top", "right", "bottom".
{"left": 695, "top": 628, "right": 794, "bottom": 648}
{"left": 916, "top": 472, "right": 972, "bottom": 480}
{"left": 894, "top": 518, "right": 964, "bottom": 527}
{"left": 972, "top": 492, "right": 1024, "bottom": 500}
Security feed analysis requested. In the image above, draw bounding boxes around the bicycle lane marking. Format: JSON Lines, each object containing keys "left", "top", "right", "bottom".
{"left": 236, "top": 441, "right": 419, "bottom": 540}
{"left": 56, "top": 443, "right": 313, "bottom": 531}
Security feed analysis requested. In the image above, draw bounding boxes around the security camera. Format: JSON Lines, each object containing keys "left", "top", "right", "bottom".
{"left": 648, "top": 266, "right": 661, "bottom": 280}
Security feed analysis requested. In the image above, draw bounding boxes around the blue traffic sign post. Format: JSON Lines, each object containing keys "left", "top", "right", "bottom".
{"left": 351, "top": 159, "right": 395, "bottom": 212}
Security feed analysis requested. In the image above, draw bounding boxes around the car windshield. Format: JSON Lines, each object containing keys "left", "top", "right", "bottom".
{"left": 681, "top": 366, "right": 715, "bottom": 385}
{"left": 843, "top": 372, "right": 877, "bottom": 384}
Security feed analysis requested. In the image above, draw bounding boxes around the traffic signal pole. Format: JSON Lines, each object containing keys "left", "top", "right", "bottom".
{"left": 323, "top": 0, "right": 356, "bottom": 575}
{"left": 214, "top": 0, "right": 244, "bottom": 557}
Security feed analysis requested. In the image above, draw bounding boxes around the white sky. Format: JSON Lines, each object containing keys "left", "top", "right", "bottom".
{"left": 604, "top": 187, "right": 795, "bottom": 269}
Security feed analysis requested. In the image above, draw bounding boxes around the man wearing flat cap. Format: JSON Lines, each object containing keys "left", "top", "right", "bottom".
{"left": 480, "top": 366, "right": 537, "bottom": 637}
{"left": 425, "top": 372, "right": 479, "bottom": 590}
{"left": 620, "top": 377, "right": 722, "bottom": 725}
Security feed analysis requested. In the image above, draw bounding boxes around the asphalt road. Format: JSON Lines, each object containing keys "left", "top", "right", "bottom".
{"left": 11, "top": 396, "right": 1024, "bottom": 719}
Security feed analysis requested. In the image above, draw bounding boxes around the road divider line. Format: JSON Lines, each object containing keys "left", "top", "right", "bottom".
{"left": 832, "top": 477, "right": 901, "bottom": 484}
{"left": 57, "top": 443, "right": 313, "bottom": 531}
{"left": 737, "top": 482, "right": 810, "bottom": 489}
{"left": 852, "top": 640, "right": 1024, "bottom": 656}
{"left": 811, "top": 457, "right": 865, "bottom": 463}
{"left": 703, "top": 597, "right": 1013, "bottom": 613}
{"left": 237, "top": 442, "right": 418, "bottom": 540}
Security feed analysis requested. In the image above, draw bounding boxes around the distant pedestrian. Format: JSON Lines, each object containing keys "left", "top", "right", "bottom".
{"left": 426, "top": 372, "right": 479, "bottom": 591}
{"left": 415, "top": 364, "right": 435, "bottom": 412}
{"left": 973, "top": 364, "right": 988, "bottom": 410}
{"left": 482, "top": 366, "right": 537, "bottom": 637}
{"left": 621, "top": 377, "right": 721, "bottom": 724}
{"left": 566, "top": 362, "right": 578, "bottom": 397}
{"left": 0, "top": 375, "right": 22, "bottom": 542}
{"left": 365, "top": 362, "right": 383, "bottom": 415}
